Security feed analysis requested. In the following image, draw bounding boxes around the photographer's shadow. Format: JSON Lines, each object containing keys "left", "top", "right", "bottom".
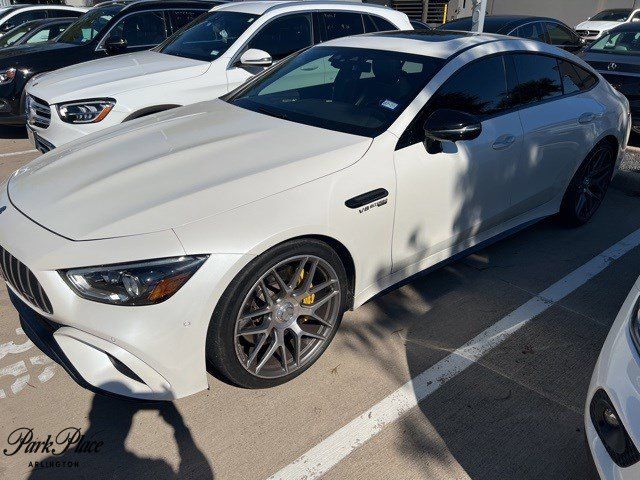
{"left": 28, "top": 382, "right": 214, "bottom": 479}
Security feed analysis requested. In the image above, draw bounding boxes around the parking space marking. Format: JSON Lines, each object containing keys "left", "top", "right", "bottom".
{"left": 0, "top": 149, "right": 37, "bottom": 158}
{"left": 268, "top": 227, "right": 640, "bottom": 480}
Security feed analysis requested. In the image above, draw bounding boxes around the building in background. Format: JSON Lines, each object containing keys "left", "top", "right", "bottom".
{"left": 405, "top": 0, "right": 640, "bottom": 26}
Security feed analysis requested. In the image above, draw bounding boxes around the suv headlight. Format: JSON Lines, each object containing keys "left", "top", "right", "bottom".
{"left": 57, "top": 99, "right": 115, "bottom": 124}
{"left": 60, "top": 256, "right": 208, "bottom": 306}
{"left": 0, "top": 68, "right": 15, "bottom": 85}
{"left": 632, "top": 294, "right": 640, "bottom": 354}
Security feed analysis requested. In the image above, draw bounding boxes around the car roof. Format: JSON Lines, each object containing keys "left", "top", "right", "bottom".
{"left": 606, "top": 21, "right": 640, "bottom": 33}
{"left": 442, "top": 15, "right": 557, "bottom": 34}
{"left": 216, "top": 0, "right": 393, "bottom": 16}
{"left": 95, "top": 0, "right": 221, "bottom": 12}
{"left": 322, "top": 29, "right": 512, "bottom": 58}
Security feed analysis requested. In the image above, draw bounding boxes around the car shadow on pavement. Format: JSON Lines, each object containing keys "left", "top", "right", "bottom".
{"left": 26, "top": 382, "right": 214, "bottom": 480}
{"left": 0, "top": 126, "right": 27, "bottom": 140}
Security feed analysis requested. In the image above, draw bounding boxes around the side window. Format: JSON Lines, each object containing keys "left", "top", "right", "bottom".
{"left": 168, "top": 10, "right": 203, "bottom": 33}
{"left": 247, "top": 13, "right": 312, "bottom": 61}
{"left": 546, "top": 22, "right": 577, "bottom": 45}
{"left": 511, "top": 53, "right": 563, "bottom": 106}
{"left": 322, "top": 11, "right": 364, "bottom": 41}
{"left": 514, "top": 22, "right": 546, "bottom": 42}
{"left": 48, "top": 10, "right": 82, "bottom": 18}
{"left": 429, "top": 55, "right": 510, "bottom": 117}
{"left": 26, "top": 28, "right": 53, "bottom": 44}
{"left": 397, "top": 55, "right": 509, "bottom": 149}
{"left": 2, "top": 10, "right": 47, "bottom": 31}
{"left": 559, "top": 59, "right": 598, "bottom": 93}
{"left": 363, "top": 14, "right": 396, "bottom": 33}
{"left": 107, "top": 11, "right": 168, "bottom": 47}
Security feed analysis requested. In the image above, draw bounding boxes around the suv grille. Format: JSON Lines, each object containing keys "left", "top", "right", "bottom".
{"left": 0, "top": 245, "right": 53, "bottom": 314}
{"left": 576, "top": 29, "right": 600, "bottom": 38}
{"left": 26, "top": 95, "right": 51, "bottom": 129}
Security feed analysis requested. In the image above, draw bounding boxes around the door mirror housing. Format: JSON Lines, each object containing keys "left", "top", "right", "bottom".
{"left": 104, "top": 36, "right": 127, "bottom": 55}
{"left": 239, "top": 48, "right": 272, "bottom": 67}
{"left": 423, "top": 109, "right": 482, "bottom": 154}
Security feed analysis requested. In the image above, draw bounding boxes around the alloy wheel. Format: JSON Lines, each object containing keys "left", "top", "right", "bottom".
{"left": 574, "top": 146, "right": 614, "bottom": 222}
{"left": 234, "top": 255, "right": 341, "bottom": 379}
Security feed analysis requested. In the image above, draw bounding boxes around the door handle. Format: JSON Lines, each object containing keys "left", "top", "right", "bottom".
{"left": 492, "top": 134, "right": 516, "bottom": 150}
{"left": 579, "top": 112, "right": 596, "bottom": 124}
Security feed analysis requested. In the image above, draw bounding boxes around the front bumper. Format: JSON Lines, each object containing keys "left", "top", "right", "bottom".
{"left": 585, "top": 279, "right": 640, "bottom": 480}
{"left": 0, "top": 195, "right": 243, "bottom": 400}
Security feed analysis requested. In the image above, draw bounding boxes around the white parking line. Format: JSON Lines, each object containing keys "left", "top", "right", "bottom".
{"left": 268, "top": 227, "right": 640, "bottom": 480}
{"left": 0, "top": 149, "right": 37, "bottom": 158}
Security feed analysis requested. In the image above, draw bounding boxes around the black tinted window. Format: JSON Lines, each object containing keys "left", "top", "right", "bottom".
{"left": 370, "top": 15, "right": 396, "bottom": 32}
{"left": 322, "top": 12, "right": 364, "bottom": 40}
{"left": 3, "top": 10, "right": 46, "bottom": 31}
{"left": 429, "top": 55, "right": 510, "bottom": 117}
{"left": 48, "top": 9, "right": 82, "bottom": 18}
{"left": 514, "top": 22, "right": 546, "bottom": 42}
{"left": 108, "top": 11, "right": 167, "bottom": 47}
{"left": 559, "top": 60, "right": 597, "bottom": 93}
{"left": 248, "top": 14, "right": 312, "bottom": 61}
{"left": 168, "top": 10, "right": 204, "bottom": 33}
{"left": 512, "top": 54, "right": 562, "bottom": 105}
{"left": 546, "top": 22, "right": 576, "bottom": 45}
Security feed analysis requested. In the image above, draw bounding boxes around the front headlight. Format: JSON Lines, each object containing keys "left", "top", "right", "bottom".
{"left": 0, "top": 68, "right": 15, "bottom": 85}
{"left": 631, "top": 294, "right": 640, "bottom": 354}
{"left": 57, "top": 99, "right": 115, "bottom": 124}
{"left": 60, "top": 256, "right": 208, "bottom": 306}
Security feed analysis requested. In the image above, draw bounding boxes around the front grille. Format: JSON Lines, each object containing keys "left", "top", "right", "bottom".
{"left": 576, "top": 29, "right": 600, "bottom": 38}
{"left": 26, "top": 94, "right": 51, "bottom": 129}
{"left": 0, "top": 245, "right": 52, "bottom": 314}
{"left": 33, "top": 134, "right": 55, "bottom": 154}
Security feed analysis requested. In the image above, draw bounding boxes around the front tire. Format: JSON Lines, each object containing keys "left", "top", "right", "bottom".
{"left": 559, "top": 141, "right": 616, "bottom": 226}
{"left": 206, "top": 239, "right": 348, "bottom": 389}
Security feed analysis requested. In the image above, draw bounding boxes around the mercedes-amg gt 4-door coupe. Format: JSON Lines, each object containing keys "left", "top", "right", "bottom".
{"left": 0, "top": 31, "right": 630, "bottom": 400}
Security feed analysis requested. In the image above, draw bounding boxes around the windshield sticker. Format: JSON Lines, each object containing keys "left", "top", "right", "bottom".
{"left": 381, "top": 100, "right": 399, "bottom": 110}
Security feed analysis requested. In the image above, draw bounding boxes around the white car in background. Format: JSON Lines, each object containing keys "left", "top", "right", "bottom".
{"left": 24, "top": 0, "right": 411, "bottom": 151}
{"left": 0, "top": 4, "right": 86, "bottom": 36}
{"left": 576, "top": 8, "right": 640, "bottom": 42}
{"left": 1, "top": 31, "right": 628, "bottom": 400}
{"left": 586, "top": 277, "right": 640, "bottom": 479}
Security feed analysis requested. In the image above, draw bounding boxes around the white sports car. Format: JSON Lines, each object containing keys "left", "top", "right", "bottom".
{"left": 586, "top": 277, "right": 640, "bottom": 479}
{"left": 0, "top": 30, "right": 631, "bottom": 400}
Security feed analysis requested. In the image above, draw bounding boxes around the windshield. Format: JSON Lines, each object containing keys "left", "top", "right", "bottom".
{"left": 589, "top": 29, "right": 640, "bottom": 54}
{"left": 591, "top": 9, "right": 631, "bottom": 22}
{"left": 159, "top": 11, "right": 258, "bottom": 62}
{"left": 225, "top": 46, "right": 445, "bottom": 137}
{"left": 57, "top": 5, "right": 122, "bottom": 45}
{"left": 0, "top": 22, "right": 34, "bottom": 47}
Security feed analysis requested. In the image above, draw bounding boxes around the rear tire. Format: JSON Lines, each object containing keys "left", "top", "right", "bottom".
{"left": 559, "top": 141, "right": 616, "bottom": 227}
{"left": 206, "top": 239, "right": 348, "bottom": 389}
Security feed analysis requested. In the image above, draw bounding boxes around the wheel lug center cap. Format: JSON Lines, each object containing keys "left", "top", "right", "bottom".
{"left": 275, "top": 301, "right": 295, "bottom": 324}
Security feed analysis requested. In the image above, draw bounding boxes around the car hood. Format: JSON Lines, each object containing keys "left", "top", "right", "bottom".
{"left": 28, "top": 51, "right": 209, "bottom": 104}
{"left": 0, "top": 41, "right": 77, "bottom": 69}
{"left": 575, "top": 20, "right": 622, "bottom": 32}
{"left": 8, "top": 100, "right": 372, "bottom": 241}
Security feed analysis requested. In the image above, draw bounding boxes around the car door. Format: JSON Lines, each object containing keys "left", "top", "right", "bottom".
{"left": 226, "top": 13, "right": 314, "bottom": 91}
{"left": 392, "top": 54, "right": 524, "bottom": 271}
{"left": 545, "top": 21, "right": 583, "bottom": 52}
{"left": 508, "top": 53, "right": 603, "bottom": 216}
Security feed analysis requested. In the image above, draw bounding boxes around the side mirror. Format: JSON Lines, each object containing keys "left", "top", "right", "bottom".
{"left": 104, "top": 36, "right": 127, "bottom": 55}
{"left": 239, "top": 48, "right": 272, "bottom": 67}
{"left": 423, "top": 109, "right": 482, "bottom": 154}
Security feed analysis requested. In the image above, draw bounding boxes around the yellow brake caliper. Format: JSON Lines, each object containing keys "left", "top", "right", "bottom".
{"left": 299, "top": 270, "right": 315, "bottom": 305}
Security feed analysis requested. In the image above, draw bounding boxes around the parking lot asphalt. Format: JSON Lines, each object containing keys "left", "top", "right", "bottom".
{"left": 1, "top": 130, "right": 640, "bottom": 480}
